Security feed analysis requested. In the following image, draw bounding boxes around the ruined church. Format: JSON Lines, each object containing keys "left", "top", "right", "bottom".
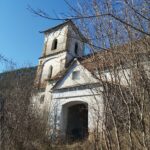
{"left": 32, "top": 20, "right": 149, "bottom": 140}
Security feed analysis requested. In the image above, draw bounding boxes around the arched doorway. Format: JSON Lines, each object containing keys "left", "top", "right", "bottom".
{"left": 61, "top": 101, "right": 88, "bottom": 141}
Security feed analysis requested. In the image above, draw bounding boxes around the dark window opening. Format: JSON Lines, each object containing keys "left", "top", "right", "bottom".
{"left": 66, "top": 103, "right": 88, "bottom": 141}
{"left": 74, "top": 43, "right": 78, "bottom": 55}
{"left": 72, "top": 71, "right": 80, "bottom": 80}
{"left": 48, "top": 65, "right": 53, "bottom": 79}
{"left": 40, "top": 95, "right": 45, "bottom": 104}
{"left": 52, "top": 39, "right": 58, "bottom": 50}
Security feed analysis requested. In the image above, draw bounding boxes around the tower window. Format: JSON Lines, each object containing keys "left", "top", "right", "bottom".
{"left": 74, "top": 43, "right": 78, "bottom": 55}
{"left": 52, "top": 39, "right": 58, "bottom": 50}
{"left": 72, "top": 71, "right": 80, "bottom": 80}
{"left": 48, "top": 65, "right": 53, "bottom": 79}
{"left": 40, "top": 95, "right": 45, "bottom": 104}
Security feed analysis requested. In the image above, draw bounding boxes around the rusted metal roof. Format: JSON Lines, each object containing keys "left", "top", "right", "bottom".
{"left": 80, "top": 37, "right": 150, "bottom": 72}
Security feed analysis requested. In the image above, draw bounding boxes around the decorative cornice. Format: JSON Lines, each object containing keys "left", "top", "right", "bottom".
{"left": 39, "top": 50, "right": 66, "bottom": 59}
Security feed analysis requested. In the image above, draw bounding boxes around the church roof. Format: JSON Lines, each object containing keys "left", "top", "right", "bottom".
{"left": 80, "top": 37, "right": 150, "bottom": 72}
{"left": 50, "top": 69, "right": 68, "bottom": 81}
{"left": 40, "top": 20, "right": 87, "bottom": 42}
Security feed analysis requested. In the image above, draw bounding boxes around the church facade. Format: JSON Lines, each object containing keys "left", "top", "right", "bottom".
{"left": 32, "top": 20, "right": 150, "bottom": 140}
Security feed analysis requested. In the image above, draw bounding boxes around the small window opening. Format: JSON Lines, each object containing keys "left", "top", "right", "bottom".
{"left": 52, "top": 39, "right": 58, "bottom": 50}
{"left": 72, "top": 71, "right": 80, "bottom": 80}
{"left": 40, "top": 95, "right": 45, "bottom": 104}
{"left": 48, "top": 65, "right": 53, "bottom": 79}
{"left": 74, "top": 43, "right": 78, "bottom": 55}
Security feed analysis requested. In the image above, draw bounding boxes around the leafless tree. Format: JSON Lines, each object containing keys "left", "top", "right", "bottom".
{"left": 1, "top": 0, "right": 147, "bottom": 149}
{"left": 0, "top": 65, "right": 54, "bottom": 150}
{"left": 29, "top": 0, "right": 150, "bottom": 149}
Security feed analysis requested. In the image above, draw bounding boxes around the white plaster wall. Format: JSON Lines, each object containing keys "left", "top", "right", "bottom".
{"left": 44, "top": 26, "right": 68, "bottom": 55}
{"left": 100, "top": 68, "right": 131, "bottom": 86}
{"left": 31, "top": 80, "right": 58, "bottom": 117}
{"left": 40, "top": 52, "right": 67, "bottom": 83}
{"left": 100, "top": 62, "right": 150, "bottom": 86}
{"left": 31, "top": 92, "right": 48, "bottom": 115}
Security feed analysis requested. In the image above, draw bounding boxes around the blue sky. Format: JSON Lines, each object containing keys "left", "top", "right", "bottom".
{"left": 0, "top": 0, "right": 70, "bottom": 72}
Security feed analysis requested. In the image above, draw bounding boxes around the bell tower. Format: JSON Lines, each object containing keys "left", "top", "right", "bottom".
{"left": 35, "top": 20, "right": 85, "bottom": 89}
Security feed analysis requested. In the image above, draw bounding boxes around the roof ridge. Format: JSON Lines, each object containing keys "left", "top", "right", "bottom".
{"left": 40, "top": 20, "right": 71, "bottom": 33}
